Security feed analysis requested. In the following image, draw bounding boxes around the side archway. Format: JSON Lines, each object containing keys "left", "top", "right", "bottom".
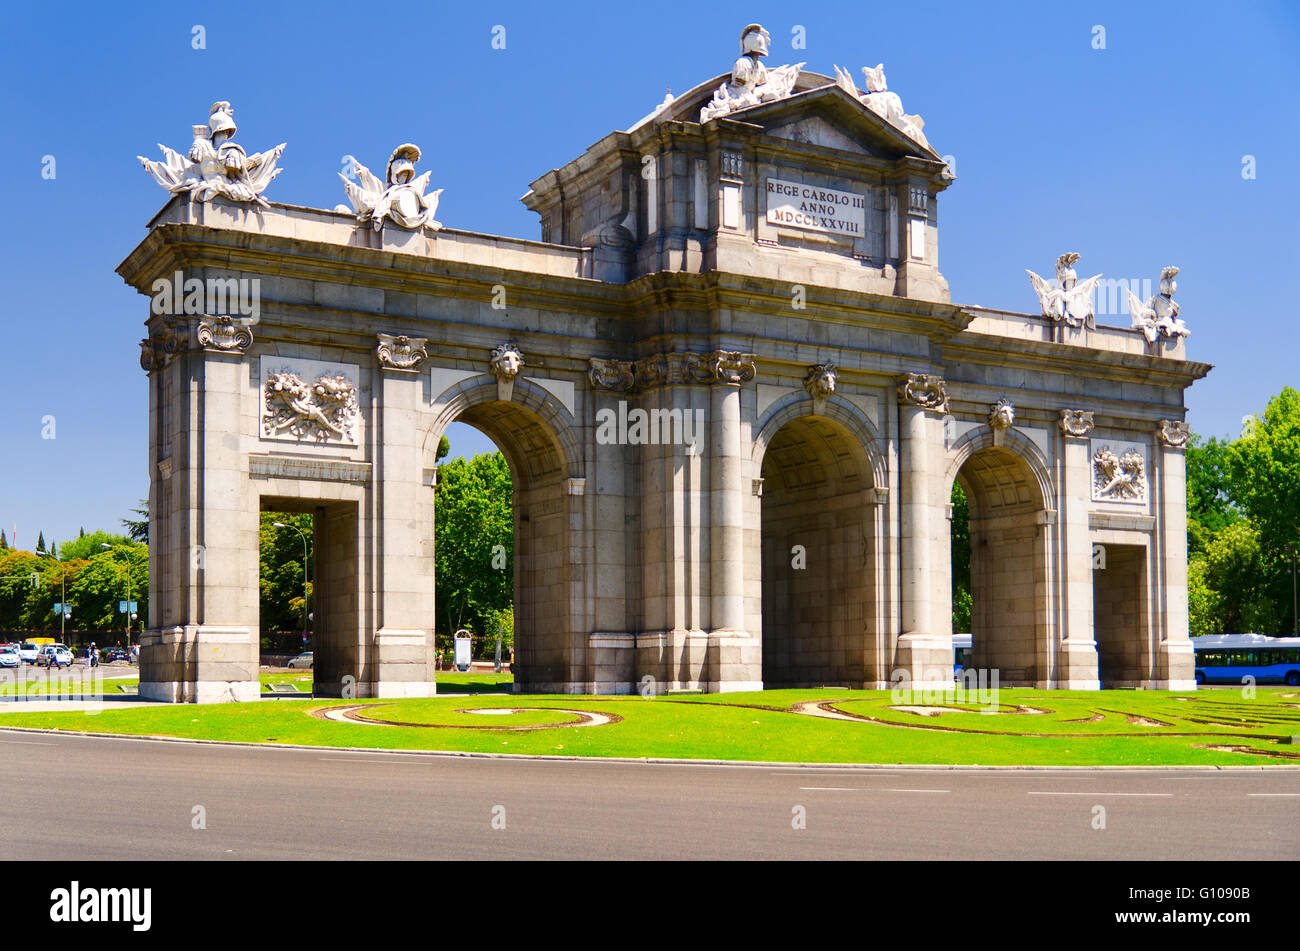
{"left": 944, "top": 428, "right": 1054, "bottom": 686}
{"left": 422, "top": 375, "right": 586, "bottom": 692}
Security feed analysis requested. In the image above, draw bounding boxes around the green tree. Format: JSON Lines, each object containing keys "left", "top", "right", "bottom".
{"left": 950, "top": 482, "right": 971, "bottom": 633}
{"left": 122, "top": 500, "right": 149, "bottom": 544}
{"left": 1185, "top": 434, "right": 1240, "bottom": 556}
{"left": 260, "top": 513, "right": 313, "bottom": 639}
{"left": 58, "top": 530, "right": 131, "bottom": 563}
{"left": 1202, "top": 521, "right": 1279, "bottom": 634}
{"left": 434, "top": 452, "right": 513, "bottom": 655}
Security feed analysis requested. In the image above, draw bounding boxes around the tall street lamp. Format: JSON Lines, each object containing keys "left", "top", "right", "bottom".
{"left": 273, "top": 522, "right": 311, "bottom": 647}
{"left": 100, "top": 543, "right": 135, "bottom": 647}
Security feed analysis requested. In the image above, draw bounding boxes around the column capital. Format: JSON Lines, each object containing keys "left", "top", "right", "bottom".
{"left": 1156, "top": 419, "right": 1191, "bottom": 450}
{"left": 195, "top": 315, "right": 254, "bottom": 355}
{"left": 896, "top": 372, "right": 948, "bottom": 413}
{"left": 376, "top": 333, "right": 429, "bottom": 372}
{"left": 1058, "top": 409, "right": 1095, "bottom": 439}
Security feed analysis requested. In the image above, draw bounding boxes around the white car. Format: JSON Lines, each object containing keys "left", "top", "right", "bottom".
{"left": 35, "top": 645, "right": 73, "bottom": 668}
{"left": 17, "top": 643, "right": 40, "bottom": 665}
{"left": 0, "top": 646, "right": 19, "bottom": 668}
{"left": 286, "top": 652, "right": 313, "bottom": 669}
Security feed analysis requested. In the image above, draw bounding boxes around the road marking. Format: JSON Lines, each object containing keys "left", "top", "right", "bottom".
{"left": 1246, "top": 793, "right": 1300, "bottom": 797}
{"left": 1028, "top": 791, "right": 1171, "bottom": 797}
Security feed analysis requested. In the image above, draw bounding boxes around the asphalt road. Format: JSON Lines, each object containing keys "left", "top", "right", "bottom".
{"left": 0, "top": 732, "right": 1295, "bottom": 860}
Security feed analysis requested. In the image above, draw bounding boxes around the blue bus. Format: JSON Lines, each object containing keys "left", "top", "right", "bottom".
{"left": 1192, "top": 633, "right": 1300, "bottom": 686}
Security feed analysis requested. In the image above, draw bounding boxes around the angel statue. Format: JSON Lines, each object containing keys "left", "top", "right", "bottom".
{"left": 1026, "top": 252, "right": 1103, "bottom": 329}
{"left": 138, "top": 101, "right": 285, "bottom": 208}
{"left": 1127, "top": 266, "right": 1189, "bottom": 344}
{"left": 700, "top": 24, "right": 804, "bottom": 123}
{"left": 833, "top": 63, "right": 930, "bottom": 149}
{"left": 338, "top": 144, "right": 443, "bottom": 231}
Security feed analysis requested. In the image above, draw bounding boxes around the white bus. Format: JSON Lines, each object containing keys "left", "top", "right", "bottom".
{"left": 1192, "top": 633, "right": 1300, "bottom": 686}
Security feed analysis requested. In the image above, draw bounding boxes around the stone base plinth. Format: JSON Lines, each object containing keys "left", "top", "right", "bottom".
{"left": 1151, "top": 639, "right": 1197, "bottom": 691}
{"left": 138, "top": 625, "right": 260, "bottom": 703}
{"left": 893, "top": 632, "right": 954, "bottom": 684}
{"left": 1055, "top": 638, "right": 1102, "bottom": 690}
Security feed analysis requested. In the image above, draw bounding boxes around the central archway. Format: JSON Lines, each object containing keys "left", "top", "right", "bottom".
{"left": 757, "top": 407, "right": 881, "bottom": 687}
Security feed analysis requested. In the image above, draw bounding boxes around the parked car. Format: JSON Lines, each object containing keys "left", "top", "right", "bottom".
{"left": 103, "top": 647, "right": 130, "bottom": 664}
{"left": 35, "top": 645, "right": 73, "bottom": 668}
{"left": 18, "top": 643, "right": 40, "bottom": 665}
{"left": 0, "top": 646, "right": 19, "bottom": 668}
{"left": 287, "top": 652, "right": 313, "bottom": 669}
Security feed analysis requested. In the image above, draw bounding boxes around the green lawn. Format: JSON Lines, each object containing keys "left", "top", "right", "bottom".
{"left": 257, "top": 670, "right": 512, "bottom": 693}
{"left": 1, "top": 686, "right": 1298, "bottom": 765}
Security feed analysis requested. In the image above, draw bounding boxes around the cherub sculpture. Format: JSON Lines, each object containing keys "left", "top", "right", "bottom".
{"left": 833, "top": 63, "right": 929, "bottom": 148}
{"left": 700, "top": 24, "right": 804, "bottom": 122}
{"left": 339, "top": 144, "right": 442, "bottom": 231}
{"left": 1127, "top": 266, "right": 1189, "bottom": 343}
{"left": 1026, "top": 253, "right": 1103, "bottom": 329}
{"left": 138, "top": 101, "right": 285, "bottom": 208}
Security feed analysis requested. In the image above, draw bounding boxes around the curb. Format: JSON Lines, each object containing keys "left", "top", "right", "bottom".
{"left": 0, "top": 725, "right": 1293, "bottom": 770}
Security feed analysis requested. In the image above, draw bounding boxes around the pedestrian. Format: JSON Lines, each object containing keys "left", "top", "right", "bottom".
{"left": 89, "top": 641, "right": 98, "bottom": 668}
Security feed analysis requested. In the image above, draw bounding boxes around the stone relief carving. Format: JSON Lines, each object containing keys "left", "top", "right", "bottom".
{"left": 989, "top": 398, "right": 1015, "bottom": 432}
{"left": 338, "top": 144, "right": 443, "bottom": 231}
{"left": 139, "top": 101, "right": 285, "bottom": 208}
{"left": 896, "top": 372, "right": 948, "bottom": 412}
{"left": 1092, "top": 445, "right": 1147, "bottom": 503}
{"left": 587, "top": 351, "right": 756, "bottom": 392}
{"left": 1026, "top": 253, "right": 1102, "bottom": 329}
{"left": 376, "top": 333, "right": 429, "bottom": 370}
{"left": 1128, "top": 266, "right": 1189, "bottom": 343}
{"left": 196, "top": 315, "right": 253, "bottom": 353}
{"left": 489, "top": 344, "right": 524, "bottom": 401}
{"left": 710, "top": 350, "right": 757, "bottom": 384}
{"left": 1059, "top": 409, "right": 1095, "bottom": 438}
{"left": 262, "top": 371, "right": 359, "bottom": 442}
{"left": 588, "top": 358, "right": 636, "bottom": 393}
{"left": 1157, "top": 419, "right": 1191, "bottom": 449}
{"left": 700, "top": 24, "right": 804, "bottom": 123}
{"left": 489, "top": 344, "right": 524, "bottom": 382}
{"left": 832, "top": 63, "right": 930, "bottom": 148}
{"left": 804, "top": 364, "right": 838, "bottom": 401}
{"left": 139, "top": 321, "right": 182, "bottom": 372}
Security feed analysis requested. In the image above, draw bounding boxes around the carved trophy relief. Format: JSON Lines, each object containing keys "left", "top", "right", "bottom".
{"left": 262, "top": 369, "right": 359, "bottom": 443}
{"left": 1091, "top": 443, "right": 1147, "bottom": 503}
{"left": 700, "top": 24, "right": 804, "bottom": 123}
{"left": 338, "top": 144, "right": 443, "bottom": 231}
{"left": 1026, "top": 253, "right": 1102, "bottom": 330}
{"left": 139, "top": 101, "right": 285, "bottom": 207}
{"left": 1128, "top": 266, "right": 1190, "bottom": 344}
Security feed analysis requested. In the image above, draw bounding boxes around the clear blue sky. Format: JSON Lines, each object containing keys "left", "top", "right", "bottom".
{"left": 1, "top": 0, "right": 1296, "bottom": 548}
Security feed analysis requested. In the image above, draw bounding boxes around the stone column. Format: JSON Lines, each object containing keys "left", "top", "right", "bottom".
{"left": 1153, "top": 420, "right": 1195, "bottom": 689}
{"left": 708, "top": 351, "right": 761, "bottom": 692}
{"left": 894, "top": 373, "right": 951, "bottom": 683}
{"left": 140, "top": 317, "right": 259, "bottom": 703}
{"left": 371, "top": 334, "right": 436, "bottom": 698}
{"left": 1056, "top": 410, "right": 1101, "bottom": 688}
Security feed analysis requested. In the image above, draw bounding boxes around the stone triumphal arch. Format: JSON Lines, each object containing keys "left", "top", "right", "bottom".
{"left": 120, "top": 26, "right": 1207, "bottom": 701}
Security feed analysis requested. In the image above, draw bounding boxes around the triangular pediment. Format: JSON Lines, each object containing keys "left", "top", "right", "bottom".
{"left": 629, "top": 71, "right": 941, "bottom": 163}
